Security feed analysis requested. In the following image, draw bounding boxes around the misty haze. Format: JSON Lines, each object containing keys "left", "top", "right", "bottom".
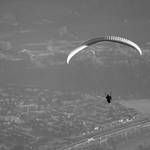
{"left": 0, "top": 0, "right": 150, "bottom": 150}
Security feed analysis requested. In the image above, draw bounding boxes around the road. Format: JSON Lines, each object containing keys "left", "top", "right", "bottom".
{"left": 57, "top": 118, "right": 150, "bottom": 150}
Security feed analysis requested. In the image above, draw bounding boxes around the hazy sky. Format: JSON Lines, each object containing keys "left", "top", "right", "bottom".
{"left": 0, "top": 0, "right": 150, "bottom": 41}
{"left": 0, "top": 0, "right": 150, "bottom": 98}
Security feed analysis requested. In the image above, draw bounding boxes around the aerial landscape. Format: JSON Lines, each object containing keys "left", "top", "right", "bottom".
{"left": 0, "top": 0, "right": 150, "bottom": 150}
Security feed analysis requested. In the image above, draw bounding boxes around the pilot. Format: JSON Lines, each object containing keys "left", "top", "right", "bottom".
{"left": 106, "top": 93, "right": 112, "bottom": 104}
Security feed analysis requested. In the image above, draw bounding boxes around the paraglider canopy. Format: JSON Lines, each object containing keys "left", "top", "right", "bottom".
{"left": 67, "top": 36, "right": 142, "bottom": 64}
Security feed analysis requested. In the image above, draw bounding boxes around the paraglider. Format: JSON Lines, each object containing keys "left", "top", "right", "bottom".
{"left": 66, "top": 36, "right": 142, "bottom": 104}
{"left": 67, "top": 36, "right": 142, "bottom": 64}
{"left": 105, "top": 93, "right": 112, "bottom": 104}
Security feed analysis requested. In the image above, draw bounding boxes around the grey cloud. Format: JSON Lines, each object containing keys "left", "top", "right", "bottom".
{"left": 0, "top": 12, "right": 19, "bottom": 26}
{"left": 23, "top": 42, "right": 47, "bottom": 47}
{"left": 2, "top": 13, "right": 16, "bottom": 21}
{"left": 19, "top": 39, "right": 79, "bottom": 67}
{"left": 42, "top": 19, "right": 54, "bottom": 24}
{"left": 2, "top": 39, "right": 147, "bottom": 68}
{"left": 18, "top": 29, "right": 35, "bottom": 34}
{"left": 20, "top": 49, "right": 53, "bottom": 62}
{"left": 47, "top": 39, "right": 80, "bottom": 52}
{"left": 0, "top": 41, "right": 12, "bottom": 51}
{"left": 0, "top": 52, "right": 22, "bottom": 61}
{"left": 20, "top": 49, "right": 53, "bottom": 56}
{"left": 58, "top": 26, "right": 78, "bottom": 39}
{"left": 0, "top": 33, "right": 14, "bottom": 39}
{"left": 30, "top": 59, "right": 47, "bottom": 68}
{"left": 59, "top": 26, "right": 68, "bottom": 36}
{"left": 32, "top": 19, "right": 54, "bottom": 25}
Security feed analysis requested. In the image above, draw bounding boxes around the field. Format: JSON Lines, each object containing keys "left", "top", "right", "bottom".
{"left": 117, "top": 132, "right": 150, "bottom": 150}
{"left": 116, "top": 99, "right": 150, "bottom": 150}
{"left": 119, "top": 99, "right": 150, "bottom": 116}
